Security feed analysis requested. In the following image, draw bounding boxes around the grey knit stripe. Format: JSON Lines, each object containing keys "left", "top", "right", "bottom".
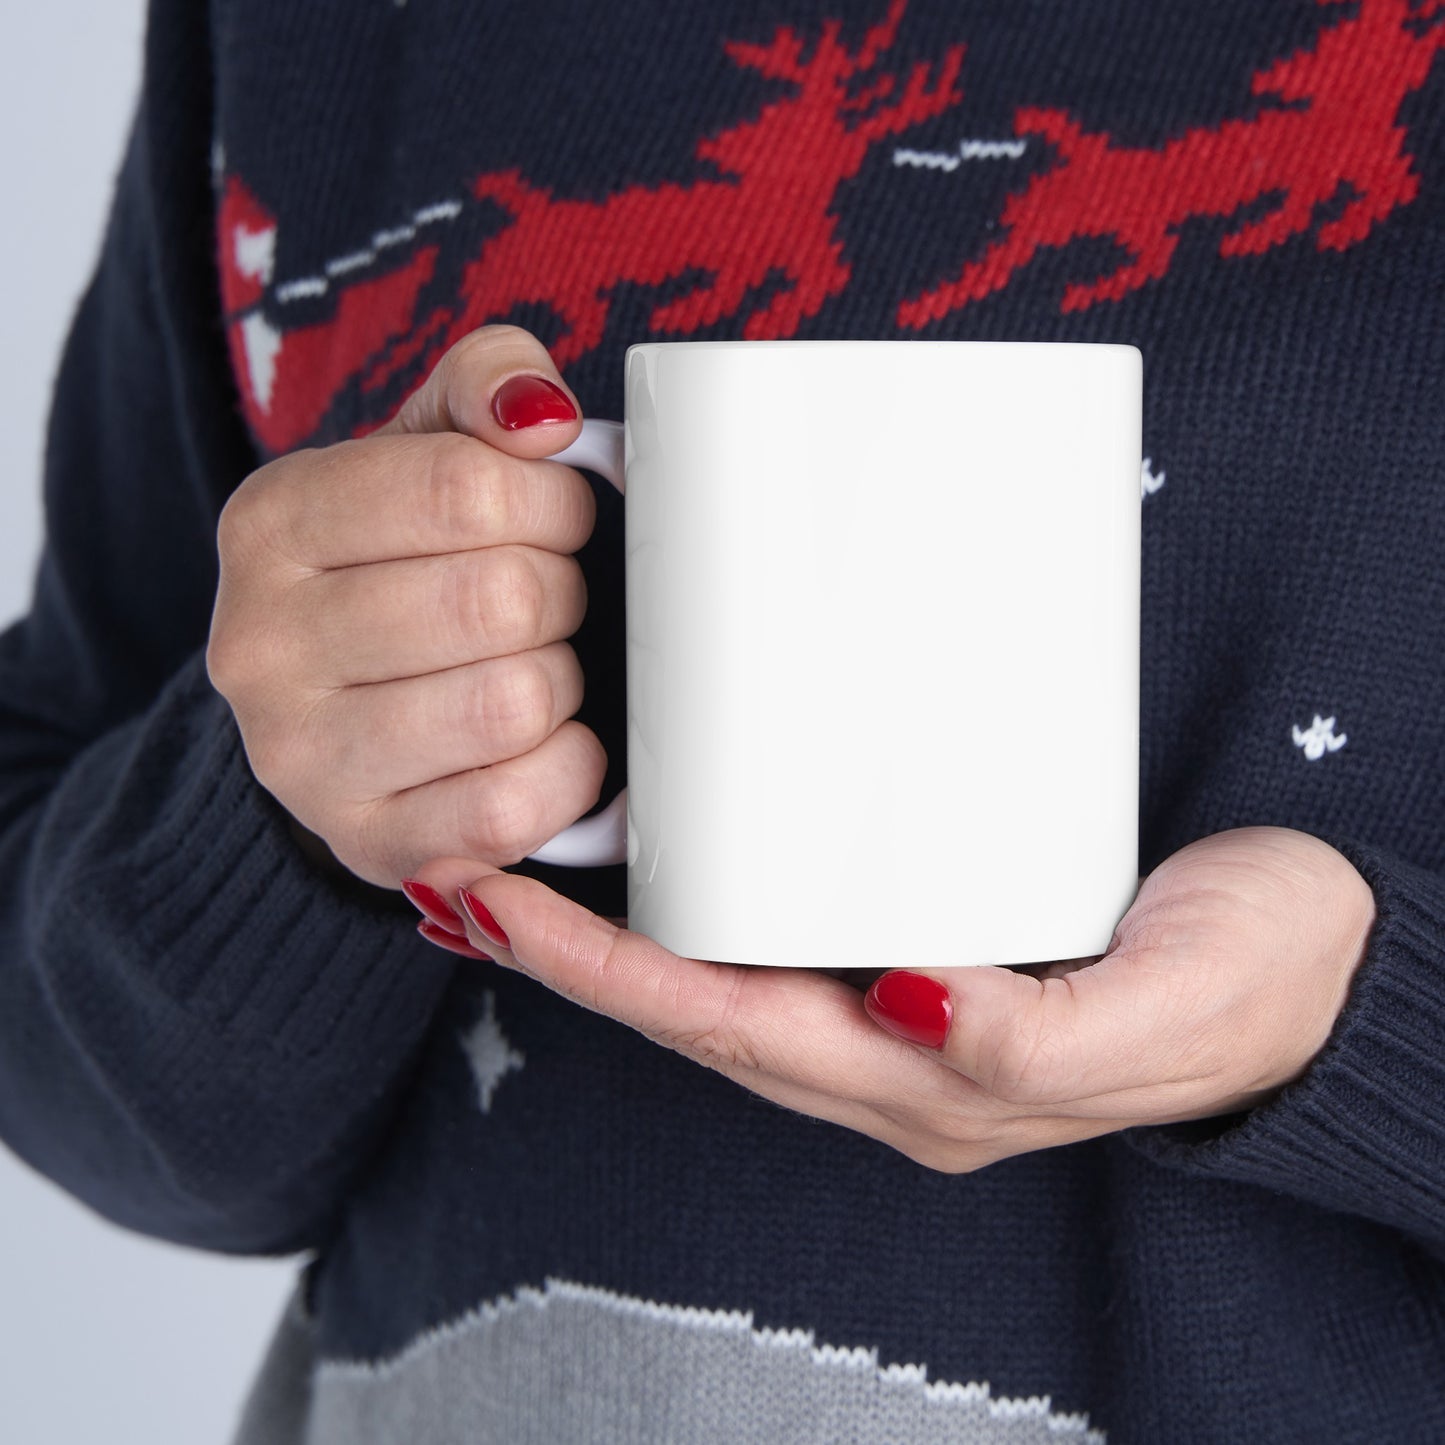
{"left": 233, "top": 1278, "right": 1106, "bottom": 1445}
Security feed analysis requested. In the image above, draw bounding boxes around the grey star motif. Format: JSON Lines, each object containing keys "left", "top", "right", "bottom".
{"left": 459, "top": 991, "right": 525, "bottom": 1114}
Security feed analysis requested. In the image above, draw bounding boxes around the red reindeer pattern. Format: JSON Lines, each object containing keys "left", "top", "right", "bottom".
{"left": 217, "top": 0, "right": 1440, "bottom": 456}
{"left": 898, "top": 0, "right": 1445, "bottom": 327}
{"left": 371, "top": 0, "right": 963, "bottom": 386}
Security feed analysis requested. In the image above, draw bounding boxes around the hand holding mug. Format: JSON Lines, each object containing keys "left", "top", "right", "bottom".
{"left": 206, "top": 325, "right": 607, "bottom": 888}
{"left": 410, "top": 827, "right": 1376, "bottom": 1170}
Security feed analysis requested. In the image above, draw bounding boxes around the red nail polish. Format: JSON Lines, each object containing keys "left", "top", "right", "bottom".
{"left": 401, "top": 879, "right": 466, "bottom": 935}
{"left": 491, "top": 375, "right": 577, "bottom": 430}
{"left": 458, "top": 888, "right": 511, "bottom": 950}
{"left": 864, "top": 971, "right": 953, "bottom": 1050}
{"left": 417, "top": 919, "right": 494, "bottom": 961}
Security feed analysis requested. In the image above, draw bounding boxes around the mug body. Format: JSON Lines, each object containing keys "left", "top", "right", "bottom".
{"left": 623, "top": 340, "right": 1140, "bottom": 969}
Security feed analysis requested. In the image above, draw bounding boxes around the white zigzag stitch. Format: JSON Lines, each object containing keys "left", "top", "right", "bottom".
{"left": 545, "top": 1277, "right": 756, "bottom": 1332}
{"left": 755, "top": 1325, "right": 815, "bottom": 1348}
{"left": 894, "top": 138, "right": 1029, "bottom": 172}
{"left": 314, "top": 1276, "right": 1107, "bottom": 1439}
{"left": 810, "top": 1342, "right": 880, "bottom": 1370}
{"left": 958, "top": 138, "right": 1029, "bottom": 159}
{"left": 922, "top": 1378, "right": 993, "bottom": 1404}
{"left": 880, "top": 1360, "right": 930, "bottom": 1384}
{"left": 276, "top": 277, "right": 328, "bottom": 303}
{"left": 372, "top": 224, "right": 417, "bottom": 249}
{"left": 326, "top": 249, "right": 376, "bottom": 278}
{"left": 894, "top": 146, "right": 963, "bottom": 171}
{"left": 414, "top": 198, "right": 463, "bottom": 225}
{"left": 263, "top": 197, "right": 464, "bottom": 305}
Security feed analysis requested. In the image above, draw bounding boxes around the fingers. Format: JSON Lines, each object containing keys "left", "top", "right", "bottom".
{"left": 223, "top": 440, "right": 597, "bottom": 573}
{"left": 398, "top": 864, "right": 1169, "bottom": 1170}
{"left": 377, "top": 323, "right": 583, "bottom": 459}
{"left": 422, "top": 871, "right": 1151, "bottom": 1165}
{"left": 428, "top": 869, "right": 953, "bottom": 1111}
{"left": 301, "top": 640, "right": 584, "bottom": 797}
{"left": 861, "top": 946, "right": 1215, "bottom": 1120}
{"left": 369, "top": 719, "right": 609, "bottom": 875}
{"left": 295, "top": 545, "right": 588, "bottom": 685}
{"left": 216, "top": 321, "right": 595, "bottom": 577}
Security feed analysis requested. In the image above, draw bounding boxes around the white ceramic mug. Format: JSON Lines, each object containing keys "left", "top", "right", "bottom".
{"left": 530, "top": 340, "right": 1141, "bottom": 969}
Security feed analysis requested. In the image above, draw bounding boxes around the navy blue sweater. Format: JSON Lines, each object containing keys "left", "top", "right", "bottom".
{"left": 2, "top": 0, "right": 1444, "bottom": 1439}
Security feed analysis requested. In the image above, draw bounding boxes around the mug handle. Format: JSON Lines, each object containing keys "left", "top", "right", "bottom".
{"left": 525, "top": 419, "right": 629, "bottom": 867}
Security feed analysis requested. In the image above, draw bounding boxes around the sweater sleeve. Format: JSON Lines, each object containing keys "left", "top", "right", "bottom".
{"left": 1125, "top": 839, "right": 1445, "bottom": 1255}
{"left": 0, "top": 0, "right": 454, "bottom": 1255}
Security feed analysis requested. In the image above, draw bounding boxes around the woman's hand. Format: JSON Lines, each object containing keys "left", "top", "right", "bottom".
{"left": 407, "top": 827, "right": 1376, "bottom": 1170}
{"left": 207, "top": 326, "right": 607, "bottom": 888}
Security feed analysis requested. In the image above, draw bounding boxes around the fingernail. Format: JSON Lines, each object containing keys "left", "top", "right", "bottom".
{"left": 417, "top": 919, "right": 494, "bottom": 961}
{"left": 401, "top": 879, "right": 466, "bottom": 935}
{"left": 864, "top": 971, "right": 953, "bottom": 1050}
{"left": 491, "top": 375, "right": 577, "bottom": 430}
{"left": 458, "top": 888, "right": 512, "bottom": 951}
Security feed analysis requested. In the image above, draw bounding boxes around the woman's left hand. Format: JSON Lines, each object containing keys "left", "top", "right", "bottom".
{"left": 406, "top": 826, "right": 1376, "bottom": 1171}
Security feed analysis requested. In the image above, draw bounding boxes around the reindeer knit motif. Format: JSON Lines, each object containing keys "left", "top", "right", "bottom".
{"left": 2, "top": 2, "right": 1444, "bottom": 1443}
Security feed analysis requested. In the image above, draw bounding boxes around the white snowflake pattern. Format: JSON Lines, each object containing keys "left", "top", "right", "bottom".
{"left": 1292, "top": 714, "right": 1347, "bottom": 760}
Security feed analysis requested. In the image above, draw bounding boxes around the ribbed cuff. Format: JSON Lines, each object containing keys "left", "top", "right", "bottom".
{"left": 1125, "top": 840, "right": 1445, "bottom": 1248}
{"left": 59, "top": 652, "right": 451, "bottom": 1064}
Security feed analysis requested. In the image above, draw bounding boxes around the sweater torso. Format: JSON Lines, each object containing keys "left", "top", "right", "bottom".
{"left": 182, "top": 1, "right": 1445, "bottom": 1438}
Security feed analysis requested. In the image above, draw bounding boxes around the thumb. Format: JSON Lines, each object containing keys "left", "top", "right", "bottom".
{"left": 377, "top": 323, "right": 583, "bottom": 458}
{"left": 864, "top": 955, "right": 1170, "bottom": 1111}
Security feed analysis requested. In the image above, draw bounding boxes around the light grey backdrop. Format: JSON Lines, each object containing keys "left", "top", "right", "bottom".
{"left": 0, "top": 6, "right": 297, "bottom": 1441}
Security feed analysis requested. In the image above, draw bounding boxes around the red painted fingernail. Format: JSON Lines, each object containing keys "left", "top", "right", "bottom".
{"left": 401, "top": 879, "right": 466, "bottom": 935}
{"left": 491, "top": 375, "right": 577, "bottom": 430}
{"left": 417, "top": 919, "right": 494, "bottom": 961}
{"left": 458, "top": 888, "right": 511, "bottom": 950}
{"left": 864, "top": 971, "right": 953, "bottom": 1050}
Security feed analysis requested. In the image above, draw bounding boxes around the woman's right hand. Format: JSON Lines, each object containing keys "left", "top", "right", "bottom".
{"left": 206, "top": 325, "right": 606, "bottom": 888}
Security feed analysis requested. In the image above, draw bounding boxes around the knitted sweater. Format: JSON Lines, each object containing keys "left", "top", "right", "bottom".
{"left": 1, "top": 0, "right": 1443, "bottom": 1440}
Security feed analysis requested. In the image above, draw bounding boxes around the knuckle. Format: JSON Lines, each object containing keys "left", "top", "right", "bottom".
{"left": 205, "top": 610, "right": 265, "bottom": 701}
{"left": 214, "top": 478, "right": 265, "bottom": 572}
{"left": 241, "top": 724, "right": 293, "bottom": 797}
{"left": 243, "top": 693, "right": 338, "bottom": 824}
{"left": 563, "top": 921, "right": 637, "bottom": 1018}
{"left": 461, "top": 768, "right": 547, "bottom": 865}
{"left": 458, "top": 322, "right": 539, "bottom": 357}
{"left": 204, "top": 619, "right": 241, "bottom": 696}
{"left": 348, "top": 796, "right": 404, "bottom": 882}
{"left": 673, "top": 1026, "right": 760, "bottom": 1075}
{"left": 437, "top": 325, "right": 547, "bottom": 413}
{"left": 216, "top": 452, "right": 310, "bottom": 568}
{"left": 426, "top": 438, "right": 529, "bottom": 546}
{"left": 550, "top": 642, "right": 587, "bottom": 718}
{"left": 659, "top": 973, "right": 758, "bottom": 1074}
{"left": 206, "top": 592, "right": 306, "bottom": 704}
{"left": 979, "top": 1012, "right": 1065, "bottom": 1106}
{"left": 572, "top": 719, "right": 610, "bottom": 787}
{"left": 484, "top": 550, "right": 546, "bottom": 645}
{"left": 425, "top": 435, "right": 492, "bottom": 531}
{"left": 472, "top": 656, "right": 554, "bottom": 753}
{"left": 553, "top": 556, "right": 589, "bottom": 635}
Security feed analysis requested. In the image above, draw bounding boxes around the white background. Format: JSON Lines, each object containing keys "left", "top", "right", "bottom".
{"left": 0, "top": 6, "right": 297, "bottom": 1441}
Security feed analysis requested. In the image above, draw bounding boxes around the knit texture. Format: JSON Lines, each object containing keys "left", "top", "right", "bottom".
{"left": 0, "top": 0, "right": 1442, "bottom": 1440}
